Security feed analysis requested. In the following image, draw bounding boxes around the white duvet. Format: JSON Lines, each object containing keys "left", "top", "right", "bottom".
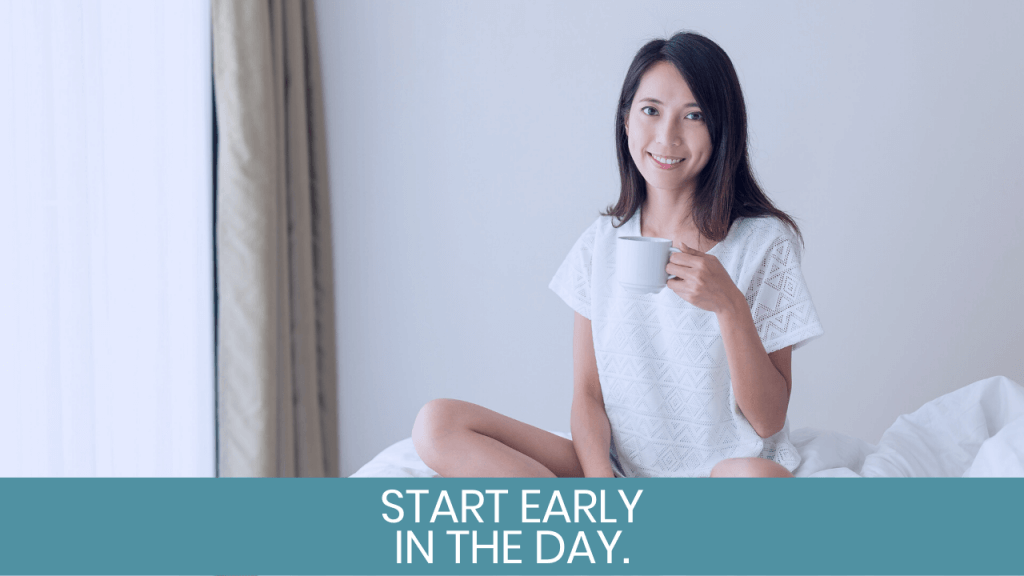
{"left": 351, "top": 375, "right": 1024, "bottom": 478}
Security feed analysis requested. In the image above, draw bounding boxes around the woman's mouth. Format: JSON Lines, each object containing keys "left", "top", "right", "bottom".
{"left": 649, "top": 152, "right": 683, "bottom": 169}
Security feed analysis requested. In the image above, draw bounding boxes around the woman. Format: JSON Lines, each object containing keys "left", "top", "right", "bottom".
{"left": 412, "top": 31, "right": 823, "bottom": 478}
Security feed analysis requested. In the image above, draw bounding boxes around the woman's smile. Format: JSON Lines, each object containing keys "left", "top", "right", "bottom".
{"left": 648, "top": 151, "right": 684, "bottom": 169}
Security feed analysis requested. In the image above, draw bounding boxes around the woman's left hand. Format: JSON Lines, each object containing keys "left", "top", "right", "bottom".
{"left": 666, "top": 242, "right": 744, "bottom": 315}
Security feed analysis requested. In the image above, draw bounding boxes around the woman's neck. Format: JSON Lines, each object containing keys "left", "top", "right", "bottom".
{"left": 640, "top": 187, "right": 707, "bottom": 250}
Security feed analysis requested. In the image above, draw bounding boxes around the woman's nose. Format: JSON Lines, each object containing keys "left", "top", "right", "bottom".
{"left": 656, "top": 120, "right": 683, "bottom": 147}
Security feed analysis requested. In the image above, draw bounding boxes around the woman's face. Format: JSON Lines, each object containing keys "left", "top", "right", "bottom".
{"left": 625, "top": 60, "right": 713, "bottom": 197}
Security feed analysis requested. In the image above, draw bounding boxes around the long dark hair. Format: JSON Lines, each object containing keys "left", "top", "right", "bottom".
{"left": 604, "top": 31, "right": 801, "bottom": 244}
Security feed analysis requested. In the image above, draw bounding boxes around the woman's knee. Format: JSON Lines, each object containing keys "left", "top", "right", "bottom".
{"left": 709, "top": 457, "right": 793, "bottom": 478}
{"left": 411, "top": 399, "right": 468, "bottom": 459}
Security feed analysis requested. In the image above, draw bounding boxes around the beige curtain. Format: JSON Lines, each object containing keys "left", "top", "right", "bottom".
{"left": 212, "top": 0, "right": 339, "bottom": 477}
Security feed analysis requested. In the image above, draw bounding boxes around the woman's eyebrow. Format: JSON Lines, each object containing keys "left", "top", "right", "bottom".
{"left": 638, "top": 97, "right": 699, "bottom": 108}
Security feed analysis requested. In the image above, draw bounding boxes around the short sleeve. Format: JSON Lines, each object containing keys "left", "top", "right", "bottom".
{"left": 744, "top": 221, "right": 824, "bottom": 354}
{"left": 548, "top": 219, "right": 599, "bottom": 320}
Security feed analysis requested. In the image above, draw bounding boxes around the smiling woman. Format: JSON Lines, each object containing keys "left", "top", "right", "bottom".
{"left": 412, "top": 31, "right": 823, "bottom": 479}
{"left": 608, "top": 34, "right": 801, "bottom": 249}
{"left": 314, "top": 0, "right": 1024, "bottom": 481}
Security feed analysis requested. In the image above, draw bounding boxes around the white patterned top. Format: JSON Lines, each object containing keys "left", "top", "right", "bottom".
{"left": 549, "top": 211, "right": 824, "bottom": 477}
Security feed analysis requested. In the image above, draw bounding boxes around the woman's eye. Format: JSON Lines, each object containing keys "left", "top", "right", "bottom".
{"left": 686, "top": 111, "right": 704, "bottom": 121}
{"left": 641, "top": 106, "right": 658, "bottom": 116}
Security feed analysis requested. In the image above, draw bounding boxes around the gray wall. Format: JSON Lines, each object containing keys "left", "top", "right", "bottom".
{"left": 315, "top": 0, "right": 1024, "bottom": 476}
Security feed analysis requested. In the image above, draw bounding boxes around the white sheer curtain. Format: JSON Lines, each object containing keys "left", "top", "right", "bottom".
{"left": 0, "top": 0, "right": 214, "bottom": 476}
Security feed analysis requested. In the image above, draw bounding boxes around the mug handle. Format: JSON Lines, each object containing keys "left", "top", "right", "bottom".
{"left": 667, "top": 246, "right": 681, "bottom": 280}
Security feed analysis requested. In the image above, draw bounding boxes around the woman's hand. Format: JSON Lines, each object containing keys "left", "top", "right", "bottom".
{"left": 666, "top": 242, "right": 744, "bottom": 315}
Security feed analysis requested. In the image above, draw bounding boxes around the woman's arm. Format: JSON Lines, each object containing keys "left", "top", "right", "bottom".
{"left": 666, "top": 243, "right": 792, "bottom": 438}
{"left": 569, "top": 311, "right": 617, "bottom": 477}
{"left": 717, "top": 299, "right": 792, "bottom": 438}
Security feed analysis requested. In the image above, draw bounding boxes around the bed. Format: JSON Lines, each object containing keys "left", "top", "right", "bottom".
{"left": 351, "top": 375, "right": 1024, "bottom": 478}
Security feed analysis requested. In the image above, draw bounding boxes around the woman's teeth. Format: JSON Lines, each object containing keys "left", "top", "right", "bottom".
{"left": 651, "top": 153, "right": 682, "bottom": 165}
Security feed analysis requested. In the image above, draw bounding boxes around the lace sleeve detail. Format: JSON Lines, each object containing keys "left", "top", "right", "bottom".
{"left": 744, "top": 226, "right": 824, "bottom": 353}
{"left": 548, "top": 219, "right": 599, "bottom": 319}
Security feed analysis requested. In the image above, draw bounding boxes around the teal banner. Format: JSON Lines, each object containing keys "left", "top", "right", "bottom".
{"left": 0, "top": 478, "right": 1021, "bottom": 575}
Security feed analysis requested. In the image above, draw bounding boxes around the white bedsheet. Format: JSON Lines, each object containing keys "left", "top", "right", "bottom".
{"left": 351, "top": 375, "right": 1024, "bottom": 478}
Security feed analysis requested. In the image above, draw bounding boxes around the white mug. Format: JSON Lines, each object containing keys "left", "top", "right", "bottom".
{"left": 616, "top": 236, "right": 681, "bottom": 294}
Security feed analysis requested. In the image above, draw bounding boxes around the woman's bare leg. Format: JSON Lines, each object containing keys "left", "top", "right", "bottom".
{"left": 709, "top": 457, "right": 794, "bottom": 478}
{"left": 412, "top": 399, "right": 584, "bottom": 478}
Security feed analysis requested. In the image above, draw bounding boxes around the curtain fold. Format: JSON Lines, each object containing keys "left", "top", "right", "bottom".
{"left": 212, "top": 0, "right": 339, "bottom": 477}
